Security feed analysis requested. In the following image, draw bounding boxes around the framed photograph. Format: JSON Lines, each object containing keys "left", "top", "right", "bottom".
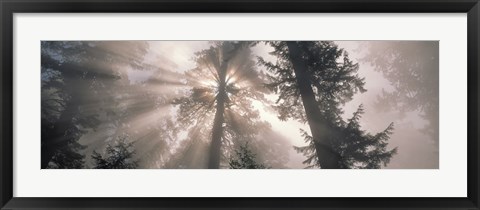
{"left": 1, "top": 0, "right": 479, "bottom": 209}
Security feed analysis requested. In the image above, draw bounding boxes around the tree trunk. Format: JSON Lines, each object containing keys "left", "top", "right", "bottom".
{"left": 207, "top": 42, "right": 246, "bottom": 168}
{"left": 208, "top": 61, "right": 228, "bottom": 169}
{"left": 208, "top": 89, "right": 226, "bottom": 168}
{"left": 286, "top": 41, "right": 341, "bottom": 169}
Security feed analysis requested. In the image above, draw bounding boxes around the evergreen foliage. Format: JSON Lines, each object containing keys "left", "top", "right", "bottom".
{"left": 172, "top": 41, "right": 288, "bottom": 168}
{"left": 260, "top": 41, "right": 397, "bottom": 168}
{"left": 229, "top": 142, "right": 269, "bottom": 169}
{"left": 91, "top": 136, "right": 139, "bottom": 169}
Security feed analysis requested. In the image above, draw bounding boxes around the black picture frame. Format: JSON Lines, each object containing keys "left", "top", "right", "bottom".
{"left": 1, "top": 0, "right": 479, "bottom": 209}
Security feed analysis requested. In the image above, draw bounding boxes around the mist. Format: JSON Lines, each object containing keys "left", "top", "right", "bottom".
{"left": 41, "top": 41, "right": 438, "bottom": 169}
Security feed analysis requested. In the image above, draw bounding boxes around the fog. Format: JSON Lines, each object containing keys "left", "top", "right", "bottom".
{"left": 41, "top": 41, "right": 438, "bottom": 169}
{"left": 337, "top": 41, "right": 438, "bottom": 168}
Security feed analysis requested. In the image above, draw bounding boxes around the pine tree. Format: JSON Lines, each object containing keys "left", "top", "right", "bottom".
{"left": 47, "top": 141, "right": 86, "bottom": 169}
{"left": 41, "top": 41, "right": 149, "bottom": 168}
{"left": 91, "top": 136, "right": 139, "bottom": 169}
{"left": 173, "top": 41, "right": 271, "bottom": 169}
{"left": 259, "top": 41, "right": 397, "bottom": 169}
{"left": 362, "top": 41, "right": 439, "bottom": 145}
{"left": 294, "top": 105, "right": 397, "bottom": 169}
{"left": 229, "top": 142, "right": 268, "bottom": 169}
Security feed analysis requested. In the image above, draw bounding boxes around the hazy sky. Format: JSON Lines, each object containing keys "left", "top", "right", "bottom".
{"left": 336, "top": 41, "right": 437, "bottom": 169}
{"left": 76, "top": 41, "right": 438, "bottom": 169}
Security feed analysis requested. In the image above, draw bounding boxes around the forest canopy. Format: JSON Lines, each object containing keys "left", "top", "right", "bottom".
{"left": 40, "top": 41, "right": 439, "bottom": 169}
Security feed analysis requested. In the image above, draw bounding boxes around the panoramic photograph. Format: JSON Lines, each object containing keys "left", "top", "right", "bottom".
{"left": 41, "top": 41, "right": 439, "bottom": 169}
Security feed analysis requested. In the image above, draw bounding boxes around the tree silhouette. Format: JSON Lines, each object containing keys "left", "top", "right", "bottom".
{"left": 223, "top": 114, "right": 291, "bottom": 169}
{"left": 47, "top": 142, "right": 86, "bottom": 169}
{"left": 172, "top": 41, "right": 278, "bottom": 168}
{"left": 164, "top": 112, "right": 291, "bottom": 169}
{"left": 91, "top": 136, "right": 139, "bottom": 169}
{"left": 295, "top": 105, "right": 396, "bottom": 168}
{"left": 41, "top": 40, "right": 406, "bottom": 169}
{"left": 260, "top": 41, "right": 396, "bottom": 169}
{"left": 361, "top": 41, "right": 439, "bottom": 146}
{"left": 229, "top": 142, "right": 268, "bottom": 169}
{"left": 41, "top": 41, "right": 150, "bottom": 168}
